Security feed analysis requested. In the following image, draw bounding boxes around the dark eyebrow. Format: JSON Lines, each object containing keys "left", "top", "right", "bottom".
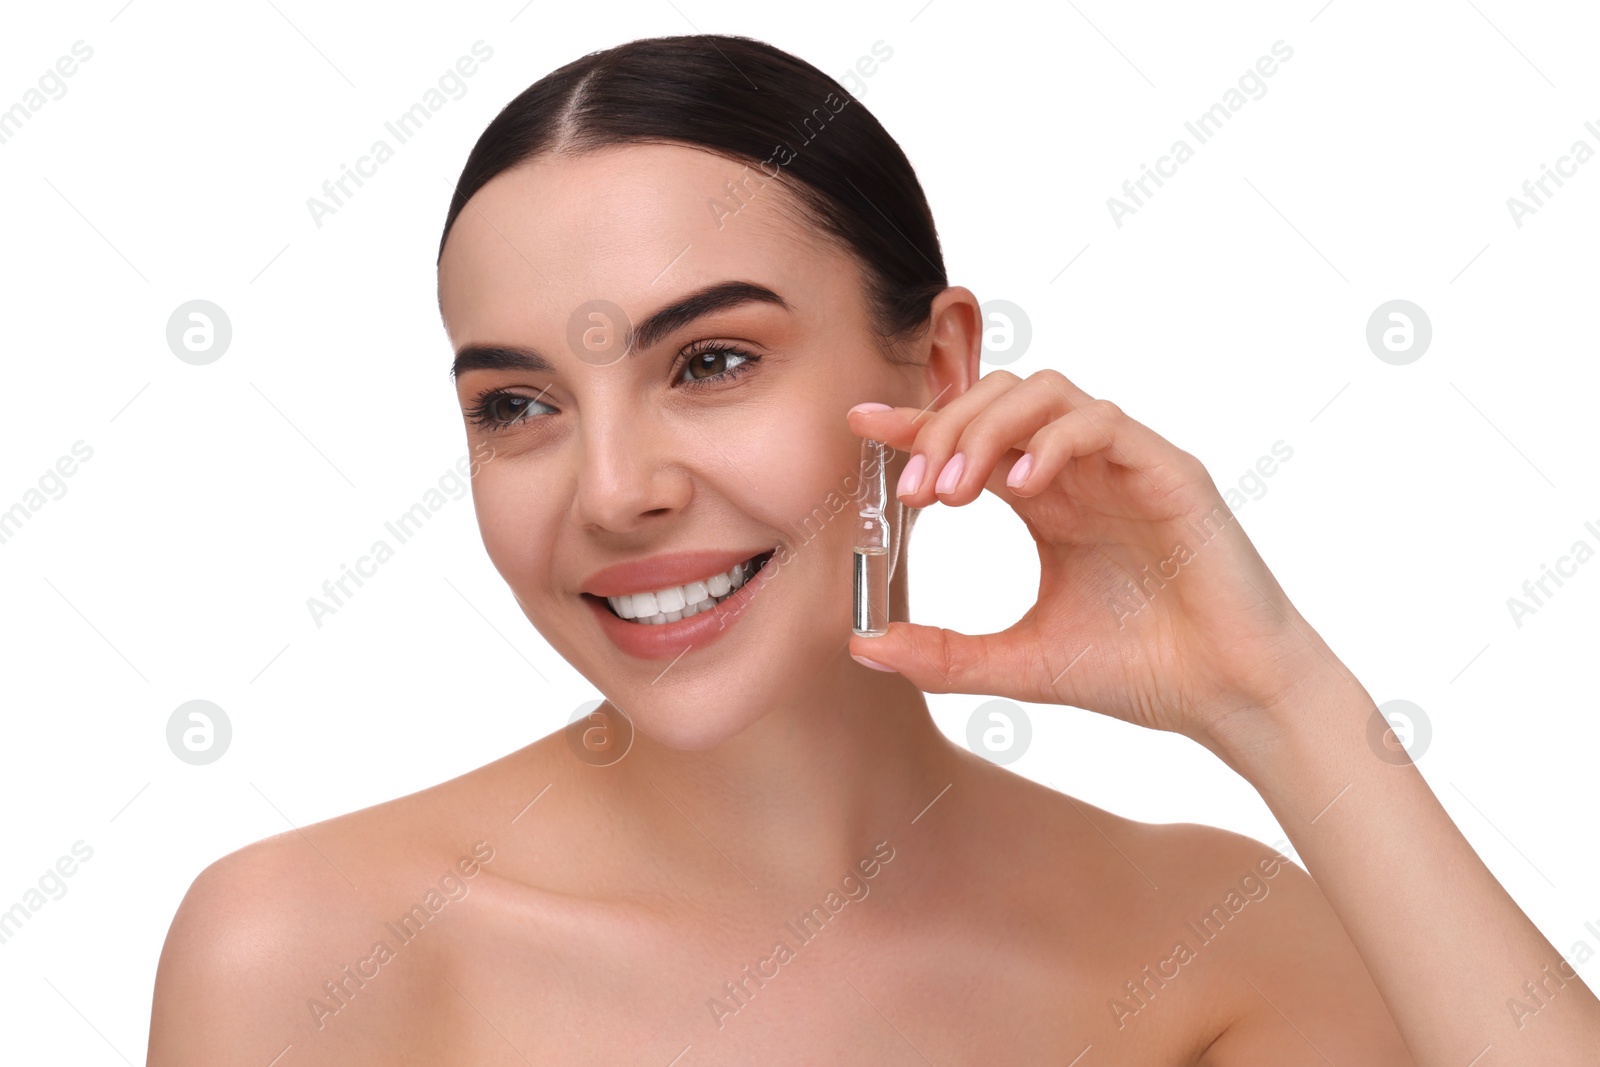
{"left": 449, "top": 280, "right": 789, "bottom": 380}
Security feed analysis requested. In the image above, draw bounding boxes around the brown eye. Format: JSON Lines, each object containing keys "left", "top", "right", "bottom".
{"left": 677, "top": 344, "right": 758, "bottom": 385}
{"left": 487, "top": 395, "right": 530, "bottom": 421}
{"left": 465, "top": 390, "right": 553, "bottom": 431}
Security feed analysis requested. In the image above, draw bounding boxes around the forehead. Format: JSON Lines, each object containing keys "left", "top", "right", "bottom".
{"left": 437, "top": 142, "right": 852, "bottom": 347}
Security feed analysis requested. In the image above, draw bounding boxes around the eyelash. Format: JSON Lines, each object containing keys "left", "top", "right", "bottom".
{"left": 463, "top": 340, "right": 763, "bottom": 433}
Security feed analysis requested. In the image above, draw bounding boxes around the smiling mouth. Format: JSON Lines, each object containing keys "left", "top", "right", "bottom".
{"left": 590, "top": 549, "right": 776, "bottom": 625}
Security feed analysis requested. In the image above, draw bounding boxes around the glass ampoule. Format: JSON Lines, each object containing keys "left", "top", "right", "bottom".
{"left": 852, "top": 437, "right": 891, "bottom": 637}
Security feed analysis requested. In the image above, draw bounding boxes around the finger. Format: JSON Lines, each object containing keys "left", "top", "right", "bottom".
{"left": 847, "top": 370, "right": 1020, "bottom": 454}
{"left": 849, "top": 370, "right": 1111, "bottom": 508}
{"left": 848, "top": 373, "right": 1031, "bottom": 507}
{"left": 846, "top": 402, "right": 923, "bottom": 452}
{"left": 889, "top": 372, "right": 1030, "bottom": 508}
{"left": 849, "top": 620, "right": 1016, "bottom": 696}
{"left": 1006, "top": 397, "right": 1195, "bottom": 500}
{"left": 926, "top": 370, "right": 1084, "bottom": 507}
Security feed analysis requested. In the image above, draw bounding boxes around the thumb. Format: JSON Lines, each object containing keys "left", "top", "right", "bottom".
{"left": 848, "top": 621, "right": 1000, "bottom": 695}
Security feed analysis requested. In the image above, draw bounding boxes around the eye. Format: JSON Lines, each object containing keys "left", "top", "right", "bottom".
{"left": 463, "top": 386, "right": 555, "bottom": 432}
{"left": 677, "top": 341, "right": 761, "bottom": 387}
{"left": 463, "top": 342, "right": 764, "bottom": 434}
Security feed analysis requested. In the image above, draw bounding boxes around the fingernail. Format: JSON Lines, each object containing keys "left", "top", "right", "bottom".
{"left": 1007, "top": 452, "right": 1033, "bottom": 488}
{"left": 852, "top": 653, "right": 898, "bottom": 672}
{"left": 849, "top": 402, "right": 892, "bottom": 415}
{"left": 898, "top": 453, "right": 926, "bottom": 497}
{"left": 935, "top": 452, "right": 965, "bottom": 494}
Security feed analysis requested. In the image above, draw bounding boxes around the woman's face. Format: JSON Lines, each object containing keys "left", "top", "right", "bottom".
{"left": 437, "top": 143, "right": 926, "bottom": 750}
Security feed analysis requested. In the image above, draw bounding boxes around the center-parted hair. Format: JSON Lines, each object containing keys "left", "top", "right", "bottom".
{"left": 437, "top": 34, "right": 946, "bottom": 351}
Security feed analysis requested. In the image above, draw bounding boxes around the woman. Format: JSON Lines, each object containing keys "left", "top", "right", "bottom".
{"left": 147, "top": 34, "right": 1599, "bottom": 1065}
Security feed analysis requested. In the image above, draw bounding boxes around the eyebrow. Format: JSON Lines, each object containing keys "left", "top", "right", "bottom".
{"left": 449, "top": 280, "right": 790, "bottom": 380}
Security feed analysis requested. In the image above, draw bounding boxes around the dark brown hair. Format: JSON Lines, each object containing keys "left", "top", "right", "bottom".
{"left": 437, "top": 34, "right": 947, "bottom": 349}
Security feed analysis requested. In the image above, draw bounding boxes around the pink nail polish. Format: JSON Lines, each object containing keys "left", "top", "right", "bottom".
{"left": 850, "top": 402, "right": 892, "bottom": 414}
{"left": 898, "top": 453, "right": 926, "bottom": 497}
{"left": 935, "top": 452, "right": 965, "bottom": 494}
{"left": 1007, "top": 452, "right": 1033, "bottom": 487}
{"left": 852, "top": 653, "right": 898, "bottom": 672}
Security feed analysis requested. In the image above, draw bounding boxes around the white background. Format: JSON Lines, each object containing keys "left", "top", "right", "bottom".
{"left": 2, "top": 0, "right": 1597, "bottom": 1059}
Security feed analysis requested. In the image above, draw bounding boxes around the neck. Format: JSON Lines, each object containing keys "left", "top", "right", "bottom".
{"left": 607, "top": 651, "right": 959, "bottom": 893}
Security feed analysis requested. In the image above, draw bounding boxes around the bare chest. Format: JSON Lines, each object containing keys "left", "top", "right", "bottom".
{"left": 342, "top": 907, "right": 1225, "bottom": 1066}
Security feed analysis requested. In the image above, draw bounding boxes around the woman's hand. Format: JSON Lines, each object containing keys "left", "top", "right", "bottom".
{"left": 850, "top": 370, "right": 1600, "bottom": 1066}
{"left": 846, "top": 369, "right": 1350, "bottom": 749}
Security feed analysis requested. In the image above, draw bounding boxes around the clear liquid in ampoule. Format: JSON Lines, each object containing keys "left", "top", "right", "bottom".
{"left": 852, "top": 545, "right": 890, "bottom": 636}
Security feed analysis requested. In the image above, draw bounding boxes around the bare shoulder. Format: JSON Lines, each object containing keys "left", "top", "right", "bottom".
{"left": 1139, "top": 825, "right": 1414, "bottom": 1062}
{"left": 948, "top": 764, "right": 1413, "bottom": 1063}
{"left": 148, "top": 829, "right": 366, "bottom": 1063}
{"left": 1111, "top": 817, "right": 1415, "bottom": 1065}
{"left": 147, "top": 752, "right": 526, "bottom": 1066}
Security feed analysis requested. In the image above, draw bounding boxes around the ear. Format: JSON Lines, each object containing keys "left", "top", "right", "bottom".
{"left": 916, "top": 286, "right": 983, "bottom": 411}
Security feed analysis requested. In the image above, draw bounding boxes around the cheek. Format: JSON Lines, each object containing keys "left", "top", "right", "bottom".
{"left": 741, "top": 409, "right": 866, "bottom": 549}
{"left": 471, "top": 467, "right": 557, "bottom": 583}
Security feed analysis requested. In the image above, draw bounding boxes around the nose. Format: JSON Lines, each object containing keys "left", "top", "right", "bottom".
{"left": 569, "top": 405, "right": 693, "bottom": 533}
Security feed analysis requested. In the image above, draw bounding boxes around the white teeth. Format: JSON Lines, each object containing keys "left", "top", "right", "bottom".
{"left": 606, "top": 553, "right": 767, "bottom": 625}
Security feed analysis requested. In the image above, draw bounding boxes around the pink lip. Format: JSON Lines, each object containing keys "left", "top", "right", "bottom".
{"left": 580, "top": 548, "right": 772, "bottom": 598}
{"left": 583, "top": 552, "right": 776, "bottom": 661}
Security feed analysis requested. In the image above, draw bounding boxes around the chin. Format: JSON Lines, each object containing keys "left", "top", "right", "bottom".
{"left": 626, "top": 699, "right": 771, "bottom": 753}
